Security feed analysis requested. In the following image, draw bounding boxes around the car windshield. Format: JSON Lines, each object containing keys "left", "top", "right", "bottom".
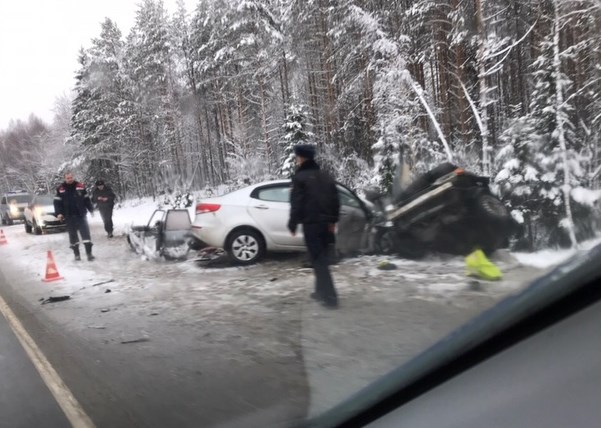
{"left": 34, "top": 195, "right": 54, "bottom": 206}
{"left": 7, "top": 194, "right": 30, "bottom": 203}
{"left": 0, "top": 1, "right": 599, "bottom": 428}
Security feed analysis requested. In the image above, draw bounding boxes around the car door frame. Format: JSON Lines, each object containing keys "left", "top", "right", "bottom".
{"left": 335, "top": 183, "right": 372, "bottom": 255}
{"left": 248, "top": 182, "right": 306, "bottom": 249}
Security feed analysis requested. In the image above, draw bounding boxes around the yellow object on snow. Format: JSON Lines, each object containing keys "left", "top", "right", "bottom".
{"left": 465, "top": 249, "right": 502, "bottom": 281}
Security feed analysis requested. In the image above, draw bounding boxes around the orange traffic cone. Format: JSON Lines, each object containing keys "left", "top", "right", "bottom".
{"left": 42, "top": 251, "right": 64, "bottom": 282}
{"left": 0, "top": 229, "right": 7, "bottom": 245}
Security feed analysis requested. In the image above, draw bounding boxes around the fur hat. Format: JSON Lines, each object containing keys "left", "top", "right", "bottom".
{"left": 293, "top": 144, "right": 316, "bottom": 159}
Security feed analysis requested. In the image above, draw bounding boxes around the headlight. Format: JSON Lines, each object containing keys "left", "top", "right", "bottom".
{"left": 34, "top": 207, "right": 44, "bottom": 217}
{"left": 9, "top": 205, "right": 19, "bottom": 215}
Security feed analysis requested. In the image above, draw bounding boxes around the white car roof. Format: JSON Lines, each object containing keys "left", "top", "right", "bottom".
{"left": 201, "top": 179, "right": 292, "bottom": 203}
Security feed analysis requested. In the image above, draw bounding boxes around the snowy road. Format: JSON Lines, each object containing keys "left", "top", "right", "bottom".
{"left": 0, "top": 216, "right": 552, "bottom": 427}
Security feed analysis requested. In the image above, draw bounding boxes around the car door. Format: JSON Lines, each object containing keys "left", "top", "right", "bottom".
{"left": 336, "top": 184, "right": 370, "bottom": 255}
{"left": 246, "top": 183, "right": 305, "bottom": 248}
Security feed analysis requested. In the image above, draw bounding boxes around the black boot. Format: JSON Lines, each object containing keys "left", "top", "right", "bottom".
{"left": 84, "top": 243, "right": 95, "bottom": 261}
{"left": 73, "top": 246, "right": 81, "bottom": 261}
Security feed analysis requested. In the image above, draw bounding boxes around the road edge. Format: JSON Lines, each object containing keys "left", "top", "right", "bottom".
{"left": 0, "top": 293, "right": 96, "bottom": 428}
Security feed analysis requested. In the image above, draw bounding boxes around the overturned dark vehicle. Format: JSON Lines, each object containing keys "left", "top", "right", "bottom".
{"left": 365, "top": 162, "right": 518, "bottom": 259}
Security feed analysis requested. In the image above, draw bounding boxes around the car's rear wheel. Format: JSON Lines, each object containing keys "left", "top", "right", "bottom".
{"left": 24, "top": 221, "right": 32, "bottom": 234}
{"left": 226, "top": 229, "right": 265, "bottom": 265}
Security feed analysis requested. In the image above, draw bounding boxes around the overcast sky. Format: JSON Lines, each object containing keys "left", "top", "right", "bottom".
{"left": 0, "top": 0, "right": 195, "bottom": 130}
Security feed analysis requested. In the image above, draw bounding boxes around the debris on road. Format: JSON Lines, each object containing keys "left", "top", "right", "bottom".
{"left": 92, "top": 279, "right": 115, "bottom": 287}
{"left": 105, "top": 289, "right": 112, "bottom": 293}
{"left": 41, "top": 296, "right": 71, "bottom": 304}
{"left": 101, "top": 308, "right": 111, "bottom": 313}
{"left": 120, "top": 337, "right": 150, "bottom": 344}
{"left": 88, "top": 325, "right": 106, "bottom": 329}
{"left": 377, "top": 261, "right": 397, "bottom": 270}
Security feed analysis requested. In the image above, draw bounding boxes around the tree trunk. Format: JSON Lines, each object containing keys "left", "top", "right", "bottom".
{"left": 475, "top": 0, "right": 492, "bottom": 175}
{"left": 552, "top": 0, "right": 578, "bottom": 247}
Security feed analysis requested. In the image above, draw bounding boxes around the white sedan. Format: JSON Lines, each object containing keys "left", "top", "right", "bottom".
{"left": 191, "top": 179, "right": 372, "bottom": 264}
{"left": 23, "top": 194, "right": 67, "bottom": 235}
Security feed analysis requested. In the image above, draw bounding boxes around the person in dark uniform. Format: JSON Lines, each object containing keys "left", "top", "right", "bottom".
{"left": 92, "top": 180, "right": 116, "bottom": 238}
{"left": 288, "top": 144, "right": 341, "bottom": 308}
{"left": 54, "top": 172, "right": 95, "bottom": 261}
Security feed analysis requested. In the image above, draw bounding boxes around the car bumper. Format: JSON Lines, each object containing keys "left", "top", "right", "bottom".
{"left": 191, "top": 224, "right": 226, "bottom": 248}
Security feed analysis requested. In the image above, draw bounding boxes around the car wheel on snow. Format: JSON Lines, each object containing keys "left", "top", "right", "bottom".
{"left": 33, "top": 220, "right": 42, "bottom": 235}
{"left": 477, "top": 194, "right": 509, "bottom": 221}
{"left": 24, "top": 221, "right": 32, "bottom": 234}
{"left": 394, "top": 232, "right": 427, "bottom": 260}
{"left": 374, "top": 229, "right": 397, "bottom": 255}
{"left": 226, "top": 229, "right": 265, "bottom": 265}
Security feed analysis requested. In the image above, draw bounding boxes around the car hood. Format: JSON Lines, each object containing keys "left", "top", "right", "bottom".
{"left": 33, "top": 204, "right": 56, "bottom": 214}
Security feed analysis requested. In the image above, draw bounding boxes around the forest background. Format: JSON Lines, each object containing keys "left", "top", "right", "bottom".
{"left": 0, "top": 0, "right": 599, "bottom": 249}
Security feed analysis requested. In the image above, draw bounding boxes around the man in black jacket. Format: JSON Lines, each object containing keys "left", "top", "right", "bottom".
{"left": 92, "top": 180, "right": 116, "bottom": 238}
{"left": 288, "top": 144, "right": 341, "bottom": 308}
{"left": 54, "top": 172, "right": 95, "bottom": 261}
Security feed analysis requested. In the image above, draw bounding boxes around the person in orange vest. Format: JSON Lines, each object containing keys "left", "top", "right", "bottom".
{"left": 54, "top": 172, "right": 95, "bottom": 261}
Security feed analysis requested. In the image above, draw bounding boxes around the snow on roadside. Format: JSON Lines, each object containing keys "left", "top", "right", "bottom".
{"left": 513, "top": 237, "right": 600, "bottom": 268}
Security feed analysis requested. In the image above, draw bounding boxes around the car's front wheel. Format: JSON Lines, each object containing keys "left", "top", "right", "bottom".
{"left": 226, "top": 228, "right": 265, "bottom": 265}
{"left": 477, "top": 194, "right": 510, "bottom": 222}
{"left": 33, "top": 220, "right": 42, "bottom": 235}
{"left": 24, "top": 220, "right": 32, "bottom": 233}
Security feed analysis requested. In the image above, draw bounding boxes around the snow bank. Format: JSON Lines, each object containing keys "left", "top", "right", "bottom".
{"left": 571, "top": 187, "right": 601, "bottom": 207}
{"left": 514, "top": 238, "right": 600, "bottom": 268}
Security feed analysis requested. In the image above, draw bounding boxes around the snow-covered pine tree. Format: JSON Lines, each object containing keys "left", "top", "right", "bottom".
{"left": 278, "top": 103, "right": 313, "bottom": 178}
{"left": 505, "top": 0, "right": 585, "bottom": 248}
{"left": 125, "top": 0, "right": 193, "bottom": 197}
{"left": 494, "top": 116, "right": 544, "bottom": 250}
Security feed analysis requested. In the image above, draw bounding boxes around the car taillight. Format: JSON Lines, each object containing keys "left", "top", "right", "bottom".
{"left": 196, "top": 203, "right": 221, "bottom": 214}
{"left": 454, "top": 168, "right": 465, "bottom": 175}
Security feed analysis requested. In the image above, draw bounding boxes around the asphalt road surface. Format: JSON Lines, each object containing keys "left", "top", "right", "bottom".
{"left": 0, "top": 222, "right": 547, "bottom": 427}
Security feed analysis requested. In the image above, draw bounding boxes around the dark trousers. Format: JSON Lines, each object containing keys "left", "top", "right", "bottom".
{"left": 66, "top": 216, "right": 92, "bottom": 248}
{"left": 99, "top": 206, "right": 114, "bottom": 234}
{"left": 303, "top": 223, "right": 338, "bottom": 304}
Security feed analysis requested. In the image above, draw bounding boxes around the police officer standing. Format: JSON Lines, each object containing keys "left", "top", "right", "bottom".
{"left": 54, "top": 172, "right": 95, "bottom": 261}
{"left": 288, "top": 144, "right": 340, "bottom": 308}
{"left": 92, "top": 180, "right": 116, "bottom": 238}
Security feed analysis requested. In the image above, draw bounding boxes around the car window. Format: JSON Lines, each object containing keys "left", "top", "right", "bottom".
{"left": 165, "top": 210, "right": 191, "bottom": 230}
{"left": 256, "top": 186, "right": 291, "bottom": 203}
{"left": 35, "top": 196, "right": 54, "bottom": 205}
{"left": 148, "top": 210, "right": 165, "bottom": 228}
{"left": 337, "top": 185, "right": 361, "bottom": 209}
{"left": 7, "top": 194, "right": 30, "bottom": 203}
